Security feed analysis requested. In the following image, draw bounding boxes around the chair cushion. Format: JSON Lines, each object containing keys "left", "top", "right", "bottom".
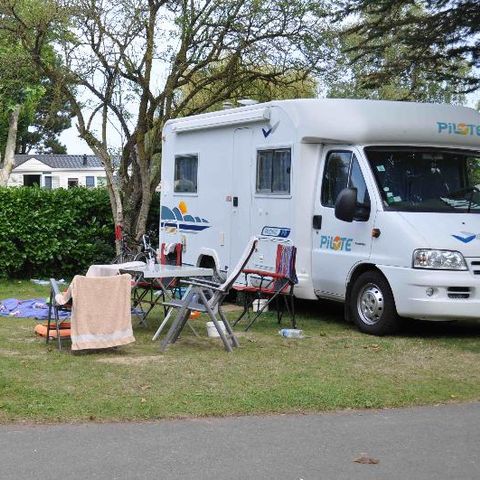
{"left": 232, "top": 284, "right": 261, "bottom": 293}
{"left": 42, "top": 321, "right": 71, "bottom": 328}
{"left": 35, "top": 324, "right": 71, "bottom": 338}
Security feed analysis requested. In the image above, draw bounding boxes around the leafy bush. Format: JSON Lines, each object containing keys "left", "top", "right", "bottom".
{"left": 0, "top": 187, "right": 115, "bottom": 279}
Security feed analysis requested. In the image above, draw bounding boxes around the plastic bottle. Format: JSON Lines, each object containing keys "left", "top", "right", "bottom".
{"left": 279, "top": 328, "right": 303, "bottom": 338}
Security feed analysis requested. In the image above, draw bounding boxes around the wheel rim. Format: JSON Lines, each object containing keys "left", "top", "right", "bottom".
{"left": 357, "top": 282, "right": 384, "bottom": 326}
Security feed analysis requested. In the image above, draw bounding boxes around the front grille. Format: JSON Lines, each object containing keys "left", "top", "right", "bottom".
{"left": 447, "top": 286, "right": 471, "bottom": 299}
{"left": 470, "top": 260, "right": 480, "bottom": 275}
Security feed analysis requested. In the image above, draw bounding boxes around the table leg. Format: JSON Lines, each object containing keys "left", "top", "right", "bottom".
{"left": 152, "top": 285, "right": 192, "bottom": 341}
{"left": 160, "top": 290, "right": 195, "bottom": 352}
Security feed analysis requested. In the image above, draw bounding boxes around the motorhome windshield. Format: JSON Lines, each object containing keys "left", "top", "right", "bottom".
{"left": 365, "top": 147, "right": 480, "bottom": 213}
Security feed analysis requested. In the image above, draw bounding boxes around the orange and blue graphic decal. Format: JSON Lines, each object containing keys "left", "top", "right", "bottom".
{"left": 320, "top": 235, "right": 353, "bottom": 252}
{"left": 161, "top": 201, "right": 211, "bottom": 233}
{"left": 437, "top": 122, "right": 480, "bottom": 137}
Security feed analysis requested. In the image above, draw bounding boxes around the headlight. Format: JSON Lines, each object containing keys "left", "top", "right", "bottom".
{"left": 413, "top": 249, "right": 467, "bottom": 270}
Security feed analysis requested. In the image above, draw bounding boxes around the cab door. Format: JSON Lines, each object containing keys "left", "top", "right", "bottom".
{"left": 311, "top": 148, "right": 376, "bottom": 299}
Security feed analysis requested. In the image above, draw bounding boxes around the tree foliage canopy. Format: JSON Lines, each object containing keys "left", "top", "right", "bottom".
{"left": 337, "top": 0, "right": 480, "bottom": 94}
{"left": 177, "top": 61, "right": 318, "bottom": 115}
{"left": 0, "top": 0, "right": 335, "bottom": 239}
{"left": 0, "top": 7, "right": 71, "bottom": 156}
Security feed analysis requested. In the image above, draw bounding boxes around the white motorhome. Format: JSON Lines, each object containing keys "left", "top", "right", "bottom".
{"left": 160, "top": 99, "right": 480, "bottom": 335}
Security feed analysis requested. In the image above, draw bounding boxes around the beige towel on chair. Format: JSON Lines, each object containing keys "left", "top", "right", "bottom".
{"left": 57, "top": 274, "right": 135, "bottom": 351}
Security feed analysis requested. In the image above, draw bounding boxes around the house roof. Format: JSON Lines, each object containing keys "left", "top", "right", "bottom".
{"left": 14, "top": 154, "right": 103, "bottom": 169}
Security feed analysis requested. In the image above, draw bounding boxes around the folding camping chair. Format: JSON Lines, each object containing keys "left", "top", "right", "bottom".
{"left": 45, "top": 274, "right": 135, "bottom": 351}
{"left": 160, "top": 237, "right": 259, "bottom": 353}
{"left": 130, "top": 242, "right": 183, "bottom": 325}
{"left": 232, "top": 244, "right": 298, "bottom": 331}
{"left": 44, "top": 279, "right": 73, "bottom": 350}
{"left": 158, "top": 242, "right": 183, "bottom": 298}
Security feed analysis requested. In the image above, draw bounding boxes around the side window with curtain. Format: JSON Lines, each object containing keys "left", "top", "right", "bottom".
{"left": 174, "top": 154, "right": 198, "bottom": 193}
{"left": 256, "top": 148, "right": 291, "bottom": 194}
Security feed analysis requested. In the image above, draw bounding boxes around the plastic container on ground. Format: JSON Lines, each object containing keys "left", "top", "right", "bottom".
{"left": 206, "top": 321, "right": 227, "bottom": 338}
{"left": 279, "top": 328, "right": 304, "bottom": 338}
{"left": 252, "top": 299, "right": 268, "bottom": 312}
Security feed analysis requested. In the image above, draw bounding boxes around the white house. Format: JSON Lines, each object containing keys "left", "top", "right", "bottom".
{"left": 9, "top": 154, "right": 107, "bottom": 189}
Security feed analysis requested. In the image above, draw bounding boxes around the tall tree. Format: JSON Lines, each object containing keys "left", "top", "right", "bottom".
{"left": 16, "top": 76, "right": 73, "bottom": 154}
{"left": 0, "top": 0, "right": 335, "bottom": 242}
{"left": 0, "top": 19, "right": 71, "bottom": 188}
{"left": 327, "top": 7, "right": 468, "bottom": 102}
{"left": 0, "top": 32, "right": 45, "bottom": 185}
{"left": 336, "top": 0, "right": 480, "bottom": 94}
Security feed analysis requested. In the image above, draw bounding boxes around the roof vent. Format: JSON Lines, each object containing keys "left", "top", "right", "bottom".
{"left": 222, "top": 101, "right": 234, "bottom": 110}
{"left": 83, "top": 154, "right": 87, "bottom": 166}
{"left": 238, "top": 99, "right": 258, "bottom": 106}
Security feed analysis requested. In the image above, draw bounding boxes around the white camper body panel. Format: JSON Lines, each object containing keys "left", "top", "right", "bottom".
{"left": 161, "top": 99, "right": 480, "bottom": 322}
{"left": 161, "top": 103, "right": 318, "bottom": 299}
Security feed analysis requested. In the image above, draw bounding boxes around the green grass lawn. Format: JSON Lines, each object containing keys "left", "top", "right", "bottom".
{"left": 1, "top": 279, "right": 480, "bottom": 424}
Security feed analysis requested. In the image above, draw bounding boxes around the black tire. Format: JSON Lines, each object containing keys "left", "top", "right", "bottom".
{"left": 350, "top": 270, "right": 400, "bottom": 336}
{"left": 133, "top": 252, "right": 148, "bottom": 263}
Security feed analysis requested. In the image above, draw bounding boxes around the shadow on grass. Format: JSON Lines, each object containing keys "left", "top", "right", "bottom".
{"left": 399, "top": 319, "right": 480, "bottom": 353}
{"left": 401, "top": 318, "right": 480, "bottom": 337}
{"left": 294, "top": 298, "right": 480, "bottom": 351}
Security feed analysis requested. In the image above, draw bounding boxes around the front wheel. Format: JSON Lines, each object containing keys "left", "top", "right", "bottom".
{"left": 350, "top": 271, "right": 400, "bottom": 336}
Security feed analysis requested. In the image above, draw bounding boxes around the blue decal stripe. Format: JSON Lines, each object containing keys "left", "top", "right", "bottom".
{"left": 178, "top": 224, "right": 210, "bottom": 231}
{"left": 161, "top": 221, "right": 210, "bottom": 232}
{"left": 452, "top": 234, "right": 476, "bottom": 243}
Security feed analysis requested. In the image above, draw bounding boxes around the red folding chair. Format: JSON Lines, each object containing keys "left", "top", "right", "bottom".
{"left": 233, "top": 244, "right": 297, "bottom": 331}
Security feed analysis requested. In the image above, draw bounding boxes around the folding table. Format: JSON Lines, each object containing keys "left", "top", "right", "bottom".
{"left": 118, "top": 264, "right": 213, "bottom": 332}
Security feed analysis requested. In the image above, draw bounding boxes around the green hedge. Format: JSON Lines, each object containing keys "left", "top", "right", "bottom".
{"left": 0, "top": 187, "right": 115, "bottom": 279}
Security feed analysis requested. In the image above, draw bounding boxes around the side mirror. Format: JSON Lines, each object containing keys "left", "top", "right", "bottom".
{"left": 335, "top": 188, "right": 357, "bottom": 222}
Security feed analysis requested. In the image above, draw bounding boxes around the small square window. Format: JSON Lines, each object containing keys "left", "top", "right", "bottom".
{"left": 86, "top": 176, "right": 95, "bottom": 188}
{"left": 68, "top": 178, "right": 79, "bottom": 189}
{"left": 256, "top": 149, "right": 291, "bottom": 194}
{"left": 174, "top": 155, "right": 198, "bottom": 193}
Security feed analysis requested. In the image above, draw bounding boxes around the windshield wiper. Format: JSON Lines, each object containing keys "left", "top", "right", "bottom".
{"left": 440, "top": 186, "right": 480, "bottom": 212}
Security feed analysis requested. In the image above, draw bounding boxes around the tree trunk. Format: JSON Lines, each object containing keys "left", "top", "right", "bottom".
{"left": 0, "top": 104, "right": 21, "bottom": 187}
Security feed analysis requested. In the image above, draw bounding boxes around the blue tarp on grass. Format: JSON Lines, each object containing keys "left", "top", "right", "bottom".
{"left": 0, "top": 298, "right": 70, "bottom": 320}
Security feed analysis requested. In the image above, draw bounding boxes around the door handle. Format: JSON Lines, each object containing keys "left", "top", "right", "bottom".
{"left": 233, "top": 196, "right": 239, "bottom": 207}
{"left": 312, "top": 215, "right": 322, "bottom": 230}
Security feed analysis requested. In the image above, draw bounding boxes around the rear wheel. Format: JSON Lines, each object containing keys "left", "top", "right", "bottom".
{"left": 350, "top": 270, "right": 400, "bottom": 335}
{"left": 111, "top": 252, "right": 137, "bottom": 264}
{"left": 133, "top": 252, "right": 148, "bottom": 263}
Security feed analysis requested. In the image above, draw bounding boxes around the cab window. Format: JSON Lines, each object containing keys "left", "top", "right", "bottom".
{"left": 321, "top": 150, "right": 370, "bottom": 219}
{"left": 321, "top": 151, "right": 350, "bottom": 206}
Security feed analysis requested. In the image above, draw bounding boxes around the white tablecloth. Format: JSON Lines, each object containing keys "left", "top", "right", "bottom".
{"left": 86, "top": 261, "right": 146, "bottom": 277}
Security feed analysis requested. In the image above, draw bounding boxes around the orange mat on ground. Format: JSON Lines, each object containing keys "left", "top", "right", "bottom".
{"left": 34, "top": 324, "right": 71, "bottom": 338}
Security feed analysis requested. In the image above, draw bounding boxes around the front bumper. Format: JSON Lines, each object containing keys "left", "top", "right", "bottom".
{"left": 378, "top": 265, "right": 480, "bottom": 321}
